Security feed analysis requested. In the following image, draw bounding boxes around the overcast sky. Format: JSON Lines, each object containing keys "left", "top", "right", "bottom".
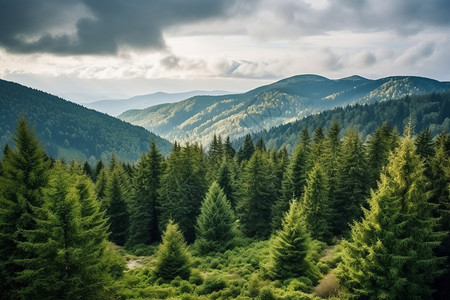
{"left": 1, "top": 0, "right": 449, "bottom": 103}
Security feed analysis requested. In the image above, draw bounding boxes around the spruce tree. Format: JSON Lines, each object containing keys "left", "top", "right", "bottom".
{"left": 17, "top": 164, "right": 117, "bottom": 299}
{"left": 323, "top": 121, "right": 341, "bottom": 207}
{"left": 237, "top": 134, "right": 255, "bottom": 163}
{"left": 309, "top": 126, "right": 325, "bottom": 166}
{"left": 338, "top": 135, "right": 443, "bottom": 299}
{"left": 127, "top": 141, "right": 163, "bottom": 246}
{"left": 105, "top": 169, "right": 129, "bottom": 246}
{"left": 272, "top": 140, "right": 309, "bottom": 230}
{"left": 154, "top": 220, "right": 192, "bottom": 281}
{"left": 415, "top": 128, "right": 434, "bottom": 178}
{"left": 0, "top": 118, "right": 50, "bottom": 298}
{"left": 207, "top": 134, "right": 224, "bottom": 181}
{"left": 238, "top": 150, "right": 276, "bottom": 239}
{"left": 159, "top": 143, "right": 208, "bottom": 243}
{"left": 223, "top": 136, "right": 236, "bottom": 159}
{"left": 217, "top": 160, "right": 239, "bottom": 209}
{"left": 333, "top": 129, "right": 370, "bottom": 236}
{"left": 195, "top": 182, "right": 237, "bottom": 254}
{"left": 268, "top": 200, "right": 321, "bottom": 282}
{"left": 301, "top": 163, "right": 332, "bottom": 243}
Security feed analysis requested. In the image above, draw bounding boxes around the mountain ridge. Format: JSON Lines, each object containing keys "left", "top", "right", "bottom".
{"left": 119, "top": 74, "right": 450, "bottom": 145}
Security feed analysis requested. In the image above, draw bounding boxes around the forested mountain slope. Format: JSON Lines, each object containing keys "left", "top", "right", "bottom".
{"left": 119, "top": 75, "right": 450, "bottom": 145}
{"left": 0, "top": 79, "right": 172, "bottom": 162}
{"left": 236, "top": 92, "right": 450, "bottom": 152}
{"left": 85, "top": 90, "right": 231, "bottom": 116}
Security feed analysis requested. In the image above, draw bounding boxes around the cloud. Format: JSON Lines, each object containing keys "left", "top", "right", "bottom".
{"left": 0, "top": 0, "right": 236, "bottom": 55}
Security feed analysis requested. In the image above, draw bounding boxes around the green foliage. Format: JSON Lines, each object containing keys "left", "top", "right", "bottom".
{"left": 216, "top": 159, "right": 239, "bottom": 209}
{"left": 237, "top": 134, "right": 255, "bottom": 163}
{"left": 158, "top": 143, "right": 208, "bottom": 243}
{"left": 238, "top": 150, "right": 277, "bottom": 239}
{"left": 127, "top": 141, "right": 163, "bottom": 246}
{"left": 154, "top": 220, "right": 192, "bottom": 281}
{"left": 301, "top": 163, "right": 332, "bottom": 243}
{"left": 105, "top": 168, "right": 129, "bottom": 246}
{"left": 0, "top": 118, "right": 50, "bottom": 298}
{"left": 17, "top": 164, "right": 121, "bottom": 299}
{"left": 333, "top": 129, "right": 370, "bottom": 236}
{"left": 337, "top": 136, "right": 444, "bottom": 299}
{"left": 0, "top": 80, "right": 172, "bottom": 162}
{"left": 268, "top": 200, "right": 321, "bottom": 282}
{"left": 195, "top": 182, "right": 238, "bottom": 254}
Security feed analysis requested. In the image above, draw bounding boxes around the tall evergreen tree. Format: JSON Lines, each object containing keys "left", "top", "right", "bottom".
{"left": 415, "top": 128, "right": 435, "bottom": 179}
{"left": 323, "top": 121, "right": 341, "bottom": 206}
{"left": 154, "top": 220, "right": 192, "bottom": 281}
{"left": 268, "top": 200, "right": 321, "bottom": 282}
{"left": 338, "top": 135, "right": 443, "bottom": 299}
{"left": 207, "top": 134, "right": 223, "bottom": 181}
{"left": 255, "top": 137, "right": 266, "bottom": 152}
{"left": 309, "top": 126, "right": 326, "bottom": 167}
{"left": 105, "top": 169, "right": 129, "bottom": 246}
{"left": 272, "top": 140, "right": 309, "bottom": 230}
{"left": 237, "top": 134, "right": 255, "bottom": 163}
{"left": 333, "top": 129, "right": 370, "bottom": 236}
{"left": 223, "top": 136, "right": 236, "bottom": 159}
{"left": 195, "top": 182, "right": 237, "bottom": 254}
{"left": 238, "top": 150, "right": 276, "bottom": 239}
{"left": 17, "top": 164, "right": 117, "bottom": 299}
{"left": 0, "top": 118, "right": 50, "bottom": 298}
{"left": 127, "top": 141, "right": 163, "bottom": 246}
{"left": 217, "top": 160, "right": 239, "bottom": 209}
{"left": 159, "top": 143, "right": 207, "bottom": 243}
{"left": 301, "top": 163, "right": 332, "bottom": 243}
{"left": 95, "top": 169, "right": 108, "bottom": 211}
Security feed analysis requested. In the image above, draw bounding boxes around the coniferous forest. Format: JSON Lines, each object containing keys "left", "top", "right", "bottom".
{"left": 0, "top": 117, "right": 449, "bottom": 300}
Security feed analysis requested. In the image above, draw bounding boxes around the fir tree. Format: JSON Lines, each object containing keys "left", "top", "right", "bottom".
{"left": 415, "top": 128, "right": 434, "bottom": 178}
{"left": 223, "top": 136, "right": 236, "bottom": 159}
{"left": 17, "top": 164, "right": 118, "bottom": 299}
{"left": 333, "top": 129, "right": 370, "bottom": 236}
{"left": 255, "top": 137, "right": 266, "bottom": 152}
{"left": 195, "top": 182, "right": 237, "bottom": 254}
{"left": 323, "top": 121, "right": 341, "bottom": 207}
{"left": 0, "top": 118, "right": 50, "bottom": 298}
{"left": 94, "top": 159, "right": 105, "bottom": 181}
{"left": 207, "top": 134, "right": 223, "bottom": 181}
{"left": 127, "top": 141, "right": 163, "bottom": 246}
{"left": 95, "top": 169, "right": 108, "bottom": 211}
{"left": 338, "top": 135, "right": 444, "bottom": 299}
{"left": 268, "top": 200, "right": 321, "bottom": 282}
{"left": 309, "top": 126, "right": 326, "bottom": 167}
{"left": 238, "top": 150, "right": 276, "bottom": 239}
{"left": 105, "top": 169, "right": 129, "bottom": 246}
{"left": 237, "top": 134, "right": 255, "bottom": 163}
{"left": 154, "top": 220, "right": 192, "bottom": 281}
{"left": 301, "top": 163, "right": 332, "bottom": 243}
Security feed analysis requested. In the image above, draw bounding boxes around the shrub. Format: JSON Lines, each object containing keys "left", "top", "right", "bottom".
{"left": 198, "top": 273, "right": 228, "bottom": 295}
{"left": 314, "top": 272, "right": 340, "bottom": 299}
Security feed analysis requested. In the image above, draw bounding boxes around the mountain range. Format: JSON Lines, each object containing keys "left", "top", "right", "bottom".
{"left": 84, "top": 90, "right": 231, "bottom": 116}
{"left": 118, "top": 74, "right": 450, "bottom": 146}
{"left": 0, "top": 79, "right": 172, "bottom": 163}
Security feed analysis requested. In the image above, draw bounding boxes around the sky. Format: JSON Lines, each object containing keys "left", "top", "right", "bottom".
{"left": 0, "top": 0, "right": 449, "bottom": 103}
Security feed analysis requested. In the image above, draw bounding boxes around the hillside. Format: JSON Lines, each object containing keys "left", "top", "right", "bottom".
{"left": 119, "top": 75, "right": 450, "bottom": 145}
{"left": 236, "top": 92, "right": 450, "bottom": 152}
{"left": 0, "top": 79, "right": 172, "bottom": 162}
{"left": 85, "top": 90, "right": 231, "bottom": 116}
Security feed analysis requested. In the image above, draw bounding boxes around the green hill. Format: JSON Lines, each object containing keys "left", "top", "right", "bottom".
{"left": 119, "top": 75, "right": 450, "bottom": 145}
{"left": 235, "top": 92, "right": 450, "bottom": 152}
{"left": 0, "top": 79, "right": 172, "bottom": 162}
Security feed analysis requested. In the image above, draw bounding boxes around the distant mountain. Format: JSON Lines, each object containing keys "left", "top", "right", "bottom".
{"left": 0, "top": 80, "right": 172, "bottom": 163}
{"left": 118, "top": 75, "right": 450, "bottom": 146}
{"left": 85, "top": 90, "right": 231, "bottom": 116}
{"left": 234, "top": 92, "right": 450, "bottom": 153}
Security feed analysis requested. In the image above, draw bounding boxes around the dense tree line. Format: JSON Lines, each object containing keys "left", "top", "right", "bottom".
{"left": 1, "top": 118, "right": 448, "bottom": 298}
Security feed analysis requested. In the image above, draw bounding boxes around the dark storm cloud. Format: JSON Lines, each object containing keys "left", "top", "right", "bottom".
{"left": 0, "top": 0, "right": 235, "bottom": 55}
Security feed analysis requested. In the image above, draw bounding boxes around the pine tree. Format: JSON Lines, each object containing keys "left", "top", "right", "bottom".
{"left": 0, "top": 118, "right": 50, "bottom": 298}
{"left": 238, "top": 150, "right": 276, "bottom": 239}
{"left": 105, "top": 169, "right": 129, "bottom": 245}
{"left": 237, "top": 134, "right": 255, "bottom": 163}
{"left": 268, "top": 200, "right": 321, "bottom": 282}
{"left": 301, "top": 163, "right": 332, "bottom": 243}
{"left": 272, "top": 140, "right": 309, "bottom": 231}
{"left": 17, "top": 164, "right": 118, "bottom": 299}
{"left": 195, "top": 182, "right": 237, "bottom": 254}
{"left": 154, "top": 220, "right": 192, "bottom": 281}
{"left": 333, "top": 129, "right": 370, "bottom": 236}
{"left": 159, "top": 143, "right": 208, "bottom": 243}
{"left": 95, "top": 168, "right": 108, "bottom": 211}
{"left": 338, "top": 135, "right": 443, "bottom": 299}
{"left": 323, "top": 121, "right": 341, "bottom": 207}
{"left": 255, "top": 137, "right": 266, "bottom": 152}
{"left": 82, "top": 161, "right": 94, "bottom": 180}
{"left": 94, "top": 159, "right": 105, "bottom": 181}
{"left": 309, "top": 126, "right": 325, "bottom": 166}
{"left": 207, "top": 134, "right": 224, "bottom": 181}
{"left": 415, "top": 128, "right": 434, "bottom": 179}
{"left": 127, "top": 141, "right": 163, "bottom": 246}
